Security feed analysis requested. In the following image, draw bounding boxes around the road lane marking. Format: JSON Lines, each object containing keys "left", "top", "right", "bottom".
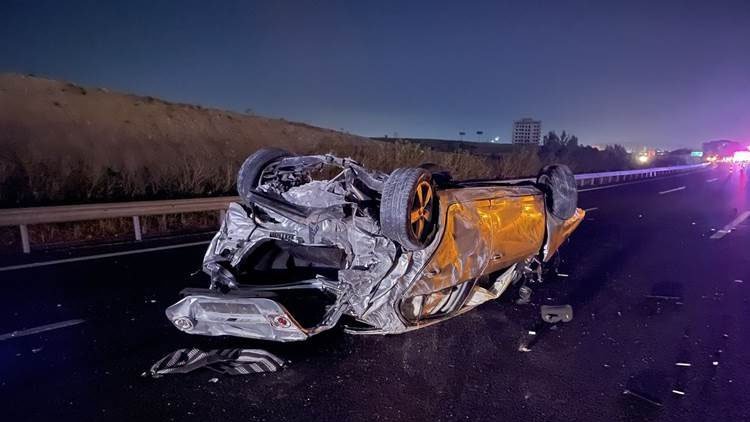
{"left": 658, "top": 186, "right": 686, "bottom": 195}
{"left": 0, "top": 240, "right": 211, "bottom": 272}
{"left": 706, "top": 178, "right": 719, "bottom": 183}
{"left": 0, "top": 319, "right": 86, "bottom": 341}
{"left": 711, "top": 211, "right": 750, "bottom": 239}
{"left": 584, "top": 207, "right": 599, "bottom": 212}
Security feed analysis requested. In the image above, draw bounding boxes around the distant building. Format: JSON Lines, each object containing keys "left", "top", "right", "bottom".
{"left": 512, "top": 118, "right": 542, "bottom": 144}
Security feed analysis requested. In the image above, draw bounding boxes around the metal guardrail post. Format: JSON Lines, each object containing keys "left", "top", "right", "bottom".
{"left": 132, "top": 216, "right": 142, "bottom": 241}
{"left": 19, "top": 224, "right": 30, "bottom": 254}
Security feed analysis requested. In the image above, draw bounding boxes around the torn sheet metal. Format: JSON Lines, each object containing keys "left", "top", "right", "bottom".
{"left": 464, "top": 264, "right": 520, "bottom": 307}
{"left": 166, "top": 153, "right": 584, "bottom": 341}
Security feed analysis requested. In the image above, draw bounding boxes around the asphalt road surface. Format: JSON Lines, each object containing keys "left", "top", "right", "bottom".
{"left": 1, "top": 166, "right": 749, "bottom": 421}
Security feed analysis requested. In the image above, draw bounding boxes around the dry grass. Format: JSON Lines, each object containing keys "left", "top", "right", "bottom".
{"left": 0, "top": 74, "right": 527, "bottom": 208}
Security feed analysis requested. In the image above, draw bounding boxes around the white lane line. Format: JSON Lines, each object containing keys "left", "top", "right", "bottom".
{"left": 711, "top": 211, "right": 750, "bottom": 239}
{"left": 706, "top": 178, "right": 719, "bottom": 183}
{"left": 658, "top": 186, "right": 686, "bottom": 195}
{"left": 578, "top": 180, "right": 653, "bottom": 192}
{"left": 584, "top": 207, "right": 599, "bottom": 212}
{"left": 0, "top": 240, "right": 211, "bottom": 272}
{"left": 0, "top": 319, "right": 86, "bottom": 341}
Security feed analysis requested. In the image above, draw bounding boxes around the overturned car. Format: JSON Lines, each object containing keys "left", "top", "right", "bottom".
{"left": 167, "top": 148, "right": 584, "bottom": 341}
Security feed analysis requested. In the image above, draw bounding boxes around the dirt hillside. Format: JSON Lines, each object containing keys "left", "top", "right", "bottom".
{"left": 0, "top": 73, "right": 376, "bottom": 170}
{"left": 0, "top": 74, "right": 505, "bottom": 206}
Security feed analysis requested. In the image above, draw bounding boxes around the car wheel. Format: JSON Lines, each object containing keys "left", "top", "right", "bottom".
{"left": 237, "top": 148, "right": 293, "bottom": 203}
{"left": 380, "top": 168, "right": 438, "bottom": 251}
{"left": 536, "top": 164, "right": 577, "bottom": 220}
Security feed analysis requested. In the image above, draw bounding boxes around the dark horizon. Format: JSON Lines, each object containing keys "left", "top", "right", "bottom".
{"left": 2, "top": 0, "right": 749, "bottom": 149}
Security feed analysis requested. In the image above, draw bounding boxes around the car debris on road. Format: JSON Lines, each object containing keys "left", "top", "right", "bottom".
{"left": 144, "top": 348, "right": 284, "bottom": 377}
{"left": 166, "top": 149, "right": 584, "bottom": 341}
{"left": 540, "top": 304, "right": 574, "bottom": 323}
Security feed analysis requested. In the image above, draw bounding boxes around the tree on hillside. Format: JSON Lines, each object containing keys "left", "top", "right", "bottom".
{"left": 540, "top": 130, "right": 580, "bottom": 165}
{"left": 602, "top": 144, "right": 630, "bottom": 170}
{"left": 543, "top": 130, "right": 578, "bottom": 148}
{"left": 542, "top": 131, "right": 559, "bottom": 146}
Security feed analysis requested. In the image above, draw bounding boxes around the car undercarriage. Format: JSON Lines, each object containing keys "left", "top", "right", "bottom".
{"left": 167, "top": 149, "right": 584, "bottom": 341}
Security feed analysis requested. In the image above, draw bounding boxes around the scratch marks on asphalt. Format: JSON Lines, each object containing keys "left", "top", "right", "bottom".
{"left": 711, "top": 211, "right": 750, "bottom": 239}
{"left": 0, "top": 319, "right": 86, "bottom": 341}
{"left": 584, "top": 207, "right": 599, "bottom": 212}
{"left": 706, "top": 178, "right": 719, "bottom": 183}
{"left": 659, "top": 186, "right": 686, "bottom": 195}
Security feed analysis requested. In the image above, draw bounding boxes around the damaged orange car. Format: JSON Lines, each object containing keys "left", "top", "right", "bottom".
{"left": 167, "top": 149, "right": 584, "bottom": 341}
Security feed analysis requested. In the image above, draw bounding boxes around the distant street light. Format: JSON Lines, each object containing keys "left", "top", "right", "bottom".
{"left": 476, "top": 131, "right": 483, "bottom": 142}
{"left": 459, "top": 131, "right": 466, "bottom": 141}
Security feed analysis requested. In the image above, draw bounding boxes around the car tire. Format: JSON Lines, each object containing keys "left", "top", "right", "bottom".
{"left": 380, "top": 167, "right": 438, "bottom": 251}
{"left": 536, "top": 164, "right": 577, "bottom": 220}
{"left": 237, "top": 148, "right": 293, "bottom": 203}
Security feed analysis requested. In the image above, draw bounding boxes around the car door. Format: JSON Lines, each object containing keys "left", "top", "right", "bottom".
{"left": 410, "top": 197, "right": 494, "bottom": 296}
{"left": 484, "top": 192, "right": 546, "bottom": 274}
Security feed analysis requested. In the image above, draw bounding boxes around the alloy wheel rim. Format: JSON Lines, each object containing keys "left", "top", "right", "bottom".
{"left": 410, "top": 180, "right": 434, "bottom": 241}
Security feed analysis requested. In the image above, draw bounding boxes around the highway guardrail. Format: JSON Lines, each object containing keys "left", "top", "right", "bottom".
{"left": 0, "top": 163, "right": 709, "bottom": 253}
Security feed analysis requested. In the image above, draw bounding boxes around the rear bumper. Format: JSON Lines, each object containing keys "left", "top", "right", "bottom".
{"left": 166, "top": 295, "right": 309, "bottom": 342}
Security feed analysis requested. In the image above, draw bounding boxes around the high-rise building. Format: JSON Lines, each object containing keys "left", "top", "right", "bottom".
{"left": 512, "top": 118, "right": 542, "bottom": 144}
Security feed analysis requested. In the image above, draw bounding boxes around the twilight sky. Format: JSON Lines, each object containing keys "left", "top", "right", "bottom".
{"left": 2, "top": 0, "right": 749, "bottom": 149}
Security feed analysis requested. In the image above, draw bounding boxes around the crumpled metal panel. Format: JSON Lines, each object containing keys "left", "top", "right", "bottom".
{"left": 542, "top": 207, "right": 585, "bottom": 261}
{"left": 406, "top": 186, "right": 545, "bottom": 297}
{"left": 485, "top": 195, "right": 545, "bottom": 271}
{"left": 202, "top": 202, "right": 255, "bottom": 282}
{"left": 408, "top": 199, "right": 492, "bottom": 296}
{"left": 194, "top": 184, "right": 405, "bottom": 335}
{"left": 465, "top": 264, "right": 519, "bottom": 307}
{"left": 282, "top": 180, "right": 350, "bottom": 208}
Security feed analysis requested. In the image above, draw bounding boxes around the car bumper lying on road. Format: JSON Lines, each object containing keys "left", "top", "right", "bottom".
{"left": 166, "top": 295, "right": 310, "bottom": 342}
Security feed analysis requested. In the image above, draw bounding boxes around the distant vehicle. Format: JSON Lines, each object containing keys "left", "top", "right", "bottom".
{"left": 167, "top": 149, "right": 584, "bottom": 341}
